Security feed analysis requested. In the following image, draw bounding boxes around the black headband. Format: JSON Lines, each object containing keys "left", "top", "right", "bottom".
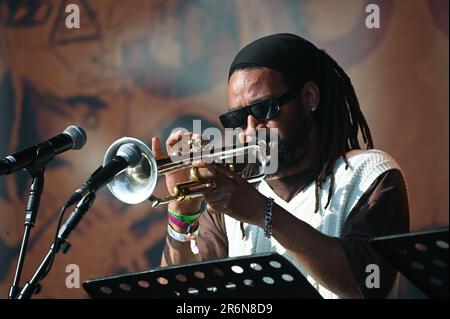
{"left": 228, "top": 33, "right": 322, "bottom": 86}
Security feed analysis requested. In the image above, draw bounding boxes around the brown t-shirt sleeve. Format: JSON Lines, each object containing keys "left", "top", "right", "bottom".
{"left": 338, "top": 169, "right": 410, "bottom": 298}
{"left": 197, "top": 208, "right": 228, "bottom": 261}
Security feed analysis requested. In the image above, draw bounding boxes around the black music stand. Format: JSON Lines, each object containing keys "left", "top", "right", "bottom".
{"left": 83, "top": 253, "right": 322, "bottom": 299}
{"left": 370, "top": 228, "right": 449, "bottom": 299}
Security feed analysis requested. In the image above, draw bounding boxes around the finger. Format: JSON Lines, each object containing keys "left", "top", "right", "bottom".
{"left": 166, "top": 130, "right": 189, "bottom": 148}
{"left": 203, "top": 186, "right": 224, "bottom": 199}
{"left": 192, "top": 132, "right": 211, "bottom": 144}
{"left": 204, "top": 191, "right": 228, "bottom": 205}
{"left": 191, "top": 161, "right": 208, "bottom": 168}
{"left": 166, "top": 130, "right": 191, "bottom": 155}
{"left": 211, "top": 163, "right": 238, "bottom": 179}
{"left": 192, "top": 162, "right": 238, "bottom": 181}
{"left": 192, "top": 162, "right": 226, "bottom": 180}
{"left": 151, "top": 137, "right": 163, "bottom": 160}
{"left": 191, "top": 162, "right": 215, "bottom": 180}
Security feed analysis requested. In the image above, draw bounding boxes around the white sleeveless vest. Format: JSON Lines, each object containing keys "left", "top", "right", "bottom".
{"left": 224, "top": 149, "right": 404, "bottom": 299}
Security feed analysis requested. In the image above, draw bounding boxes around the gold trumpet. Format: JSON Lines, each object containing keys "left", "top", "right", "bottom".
{"left": 103, "top": 137, "right": 268, "bottom": 207}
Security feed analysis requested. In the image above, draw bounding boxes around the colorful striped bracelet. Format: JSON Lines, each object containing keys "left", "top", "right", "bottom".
{"left": 167, "top": 211, "right": 199, "bottom": 229}
{"left": 167, "top": 207, "right": 202, "bottom": 223}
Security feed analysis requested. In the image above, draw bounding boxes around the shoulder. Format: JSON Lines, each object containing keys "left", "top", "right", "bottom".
{"left": 331, "top": 149, "right": 406, "bottom": 197}
{"left": 335, "top": 149, "right": 402, "bottom": 178}
{"left": 344, "top": 149, "right": 401, "bottom": 169}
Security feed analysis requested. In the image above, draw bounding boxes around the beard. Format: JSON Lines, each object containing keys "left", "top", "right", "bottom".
{"left": 243, "top": 104, "right": 314, "bottom": 177}
{"left": 275, "top": 107, "right": 313, "bottom": 173}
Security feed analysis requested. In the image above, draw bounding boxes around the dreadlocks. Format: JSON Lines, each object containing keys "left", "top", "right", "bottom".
{"left": 311, "top": 49, "right": 374, "bottom": 213}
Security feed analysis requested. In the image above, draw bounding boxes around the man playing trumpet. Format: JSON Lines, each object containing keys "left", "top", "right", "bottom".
{"left": 152, "top": 33, "right": 409, "bottom": 299}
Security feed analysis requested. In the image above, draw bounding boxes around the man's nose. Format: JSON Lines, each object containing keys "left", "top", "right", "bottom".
{"left": 245, "top": 114, "right": 263, "bottom": 130}
{"left": 242, "top": 115, "right": 266, "bottom": 141}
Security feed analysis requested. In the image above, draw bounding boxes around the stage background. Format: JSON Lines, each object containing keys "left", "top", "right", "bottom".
{"left": 0, "top": 0, "right": 448, "bottom": 298}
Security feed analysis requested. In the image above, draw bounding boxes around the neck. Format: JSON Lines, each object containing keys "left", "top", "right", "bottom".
{"left": 268, "top": 150, "right": 315, "bottom": 180}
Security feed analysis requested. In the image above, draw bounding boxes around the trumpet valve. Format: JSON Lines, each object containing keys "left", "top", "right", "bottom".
{"left": 190, "top": 167, "right": 200, "bottom": 180}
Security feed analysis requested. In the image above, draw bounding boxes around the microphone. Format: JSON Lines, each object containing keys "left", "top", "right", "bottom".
{"left": 65, "top": 143, "right": 141, "bottom": 207}
{"left": 0, "top": 125, "right": 87, "bottom": 176}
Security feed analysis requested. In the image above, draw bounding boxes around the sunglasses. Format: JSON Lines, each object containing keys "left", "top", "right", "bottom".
{"left": 219, "top": 88, "right": 298, "bottom": 129}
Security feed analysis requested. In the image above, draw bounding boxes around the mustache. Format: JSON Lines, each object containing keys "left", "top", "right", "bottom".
{"left": 240, "top": 127, "right": 274, "bottom": 143}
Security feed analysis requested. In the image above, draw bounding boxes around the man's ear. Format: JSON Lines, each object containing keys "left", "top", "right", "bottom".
{"left": 300, "top": 81, "right": 320, "bottom": 112}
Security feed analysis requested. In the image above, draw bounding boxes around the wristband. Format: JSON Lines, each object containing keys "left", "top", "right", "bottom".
{"left": 168, "top": 207, "right": 202, "bottom": 223}
{"left": 167, "top": 224, "right": 200, "bottom": 255}
{"left": 167, "top": 211, "right": 199, "bottom": 229}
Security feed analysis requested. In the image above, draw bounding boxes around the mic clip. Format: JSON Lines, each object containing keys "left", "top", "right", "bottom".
{"left": 65, "top": 165, "right": 104, "bottom": 207}
{"left": 27, "top": 143, "right": 56, "bottom": 177}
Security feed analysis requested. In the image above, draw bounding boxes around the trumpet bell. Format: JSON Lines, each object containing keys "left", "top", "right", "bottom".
{"left": 104, "top": 137, "right": 158, "bottom": 204}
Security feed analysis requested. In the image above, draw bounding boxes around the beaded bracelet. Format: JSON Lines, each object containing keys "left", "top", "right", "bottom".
{"left": 264, "top": 197, "right": 274, "bottom": 238}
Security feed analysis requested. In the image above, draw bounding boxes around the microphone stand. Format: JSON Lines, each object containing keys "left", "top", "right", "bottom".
{"left": 8, "top": 144, "right": 55, "bottom": 299}
{"left": 15, "top": 192, "right": 96, "bottom": 299}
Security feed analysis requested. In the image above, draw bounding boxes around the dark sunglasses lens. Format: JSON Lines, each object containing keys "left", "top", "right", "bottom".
{"left": 251, "top": 100, "right": 279, "bottom": 120}
{"left": 220, "top": 109, "right": 247, "bottom": 128}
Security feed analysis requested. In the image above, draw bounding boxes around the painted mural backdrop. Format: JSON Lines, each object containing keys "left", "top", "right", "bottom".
{"left": 0, "top": 0, "right": 448, "bottom": 298}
